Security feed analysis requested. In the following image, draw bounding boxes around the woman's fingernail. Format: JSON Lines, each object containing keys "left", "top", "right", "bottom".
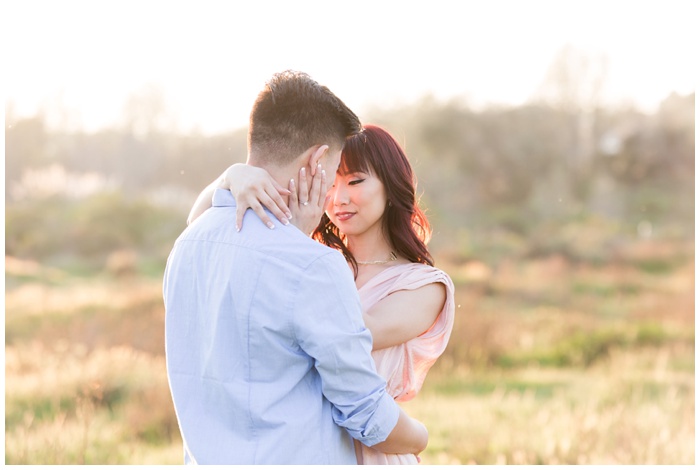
{"left": 282, "top": 218, "right": 290, "bottom": 225}
{"left": 267, "top": 222, "right": 275, "bottom": 229}
{"left": 286, "top": 212, "right": 293, "bottom": 219}
{"left": 301, "top": 167, "right": 305, "bottom": 176}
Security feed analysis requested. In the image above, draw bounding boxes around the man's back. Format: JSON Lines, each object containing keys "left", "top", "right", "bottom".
{"left": 164, "top": 189, "right": 398, "bottom": 464}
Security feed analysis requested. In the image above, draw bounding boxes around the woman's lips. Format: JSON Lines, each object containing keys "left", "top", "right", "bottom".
{"left": 334, "top": 211, "right": 355, "bottom": 222}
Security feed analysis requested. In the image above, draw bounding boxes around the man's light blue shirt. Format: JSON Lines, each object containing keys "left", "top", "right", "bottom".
{"left": 164, "top": 189, "right": 400, "bottom": 464}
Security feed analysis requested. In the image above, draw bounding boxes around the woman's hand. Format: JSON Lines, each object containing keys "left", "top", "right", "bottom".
{"left": 288, "top": 164, "right": 328, "bottom": 236}
{"left": 218, "top": 163, "right": 292, "bottom": 231}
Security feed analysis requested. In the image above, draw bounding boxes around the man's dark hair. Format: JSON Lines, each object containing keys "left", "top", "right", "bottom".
{"left": 248, "top": 70, "right": 361, "bottom": 165}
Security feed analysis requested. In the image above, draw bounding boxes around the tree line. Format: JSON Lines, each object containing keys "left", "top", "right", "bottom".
{"left": 5, "top": 89, "right": 694, "bottom": 265}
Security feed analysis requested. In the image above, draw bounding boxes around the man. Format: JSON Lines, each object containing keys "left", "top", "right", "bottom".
{"left": 164, "top": 71, "right": 428, "bottom": 464}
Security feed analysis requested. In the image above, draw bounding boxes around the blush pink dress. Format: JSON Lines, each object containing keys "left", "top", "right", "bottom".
{"left": 355, "top": 263, "right": 455, "bottom": 465}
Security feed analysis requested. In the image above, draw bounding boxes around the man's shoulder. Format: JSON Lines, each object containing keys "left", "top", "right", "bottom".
{"left": 269, "top": 228, "right": 346, "bottom": 269}
{"left": 173, "top": 205, "right": 350, "bottom": 271}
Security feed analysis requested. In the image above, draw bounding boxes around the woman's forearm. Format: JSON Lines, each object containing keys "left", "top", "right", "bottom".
{"left": 188, "top": 163, "right": 294, "bottom": 231}
{"left": 370, "top": 408, "right": 428, "bottom": 455}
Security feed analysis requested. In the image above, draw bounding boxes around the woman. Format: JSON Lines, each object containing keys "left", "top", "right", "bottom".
{"left": 190, "top": 125, "right": 455, "bottom": 464}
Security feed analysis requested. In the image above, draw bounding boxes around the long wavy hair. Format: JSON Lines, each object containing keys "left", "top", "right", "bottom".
{"left": 312, "top": 124, "right": 433, "bottom": 277}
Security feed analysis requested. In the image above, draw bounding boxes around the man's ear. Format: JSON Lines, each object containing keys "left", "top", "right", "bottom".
{"left": 307, "top": 144, "right": 329, "bottom": 176}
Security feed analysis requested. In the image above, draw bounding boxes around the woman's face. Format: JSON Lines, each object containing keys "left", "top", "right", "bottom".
{"left": 326, "top": 168, "right": 387, "bottom": 238}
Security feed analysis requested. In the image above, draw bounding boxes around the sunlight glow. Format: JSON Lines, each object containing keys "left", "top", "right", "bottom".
{"left": 4, "top": 0, "right": 697, "bottom": 134}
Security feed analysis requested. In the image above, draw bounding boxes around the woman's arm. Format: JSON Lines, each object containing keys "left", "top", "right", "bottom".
{"left": 370, "top": 407, "right": 428, "bottom": 456}
{"left": 363, "top": 282, "right": 446, "bottom": 351}
{"left": 186, "top": 163, "right": 292, "bottom": 230}
{"left": 188, "top": 162, "right": 328, "bottom": 235}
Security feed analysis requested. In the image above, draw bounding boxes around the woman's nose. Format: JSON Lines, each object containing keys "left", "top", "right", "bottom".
{"left": 332, "top": 184, "right": 349, "bottom": 205}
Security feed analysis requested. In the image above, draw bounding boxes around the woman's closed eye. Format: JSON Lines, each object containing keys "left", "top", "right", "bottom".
{"left": 348, "top": 179, "right": 365, "bottom": 185}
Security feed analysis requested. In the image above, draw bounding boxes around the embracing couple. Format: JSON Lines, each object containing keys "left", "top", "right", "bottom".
{"left": 163, "top": 71, "right": 455, "bottom": 465}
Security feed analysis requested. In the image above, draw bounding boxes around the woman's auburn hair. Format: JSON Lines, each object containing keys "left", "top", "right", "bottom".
{"left": 312, "top": 124, "right": 433, "bottom": 276}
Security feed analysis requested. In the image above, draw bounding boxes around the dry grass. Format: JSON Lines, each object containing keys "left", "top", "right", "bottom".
{"left": 4, "top": 238, "right": 695, "bottom": 464}
{"left": 5, "top": 268, "right": 179, "bottom": 464}
{"left": 5, "top": 341, "right": 181, "bottom": 464}
{"left": 404, "top": 346, "right": 694, "bottom": 464}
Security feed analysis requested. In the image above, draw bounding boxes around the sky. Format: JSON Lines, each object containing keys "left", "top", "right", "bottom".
{"left": 3, "top": 0, "right": 697, "bottom": 135}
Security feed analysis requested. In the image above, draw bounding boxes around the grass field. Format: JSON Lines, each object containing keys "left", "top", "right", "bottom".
{"left": 4, "top": 238, "right": 695, "bottom": 464}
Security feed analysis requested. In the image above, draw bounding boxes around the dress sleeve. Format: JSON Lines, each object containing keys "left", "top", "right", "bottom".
{"left": 292, "top": 251, "right": 400, "bottom": 447}
{"left": 390, "top": 265, "right": 456, "bottom": 402}
{"left": 415, "top": 267, "right": 455, "bottom": 343}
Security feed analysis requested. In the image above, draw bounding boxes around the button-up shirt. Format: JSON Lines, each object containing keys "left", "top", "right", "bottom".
{"left": 164, "top": 189, "right": 399, "bottom": 464}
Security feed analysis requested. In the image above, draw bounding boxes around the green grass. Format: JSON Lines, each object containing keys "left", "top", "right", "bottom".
{"left": 634, "top": 258, "right": 680, "bottom": 275}
{"left": 432, "top": 376, "right": 567, "bottom": 399}
{"left": 572, "top": 280, "right": 641, "bottom": 297}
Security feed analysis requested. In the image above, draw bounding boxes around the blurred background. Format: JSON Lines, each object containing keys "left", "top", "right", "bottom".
{"left": 4, "top": 0, "right": 695, "bottom": 464}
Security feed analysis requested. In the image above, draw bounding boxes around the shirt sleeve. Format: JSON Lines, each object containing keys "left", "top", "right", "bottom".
{"left": 292, "top": 251, "right": 400, "bottom": 447}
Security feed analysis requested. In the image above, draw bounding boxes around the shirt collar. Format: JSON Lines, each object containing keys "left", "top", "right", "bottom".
{"left": 212, "top": 188, "right": 236, "bottom": 207}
